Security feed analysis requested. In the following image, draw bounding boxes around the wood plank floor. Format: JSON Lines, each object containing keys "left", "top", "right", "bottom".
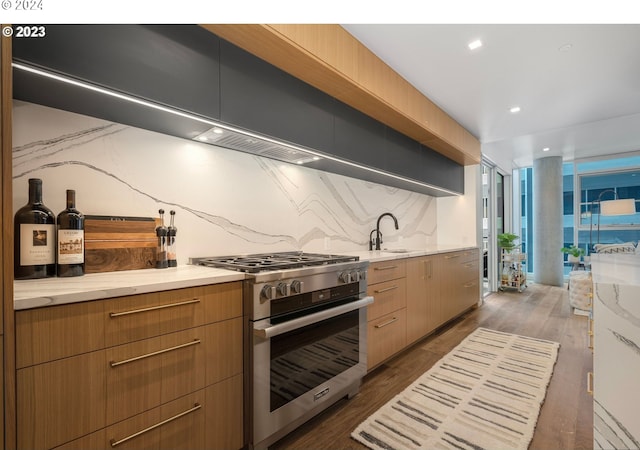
{"left": 271, "top": 282, "right": 594, "bottom": 450}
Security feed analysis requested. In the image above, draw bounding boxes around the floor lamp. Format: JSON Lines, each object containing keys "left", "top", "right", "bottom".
{"left": 588, "top": 189, "right": 636, "bottom": 254}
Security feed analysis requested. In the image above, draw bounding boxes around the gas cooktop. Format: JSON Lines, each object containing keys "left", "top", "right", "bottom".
{"left": 192, "top": 251, "right": 359, "bottom": 273}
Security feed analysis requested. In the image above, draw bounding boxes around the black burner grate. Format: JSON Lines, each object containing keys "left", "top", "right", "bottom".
{"left": 195, "top": 251, "right": 359, "bottom": 273}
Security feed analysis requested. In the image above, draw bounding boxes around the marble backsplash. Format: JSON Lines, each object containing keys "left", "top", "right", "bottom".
{"left": 12, "top": 101, "right": 439, "bottom": 264}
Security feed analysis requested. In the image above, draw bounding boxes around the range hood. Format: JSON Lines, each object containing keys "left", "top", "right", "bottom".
{"left": 194, "top": 126, "right": 322, "bottom": 166}
{"left": 13, "top": 61, "right": 462, "bottom": 197}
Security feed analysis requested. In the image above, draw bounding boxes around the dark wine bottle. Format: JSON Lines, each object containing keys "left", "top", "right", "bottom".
{"left": 57, "top": 189, "right": 85, "bottom": 277}
{"left": 14, "top": 178, "right": 56, "bottom": 279}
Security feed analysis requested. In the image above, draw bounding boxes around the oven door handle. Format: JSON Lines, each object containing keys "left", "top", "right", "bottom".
{"left": 254, "top": 296, "right": 374, "bottom": 339}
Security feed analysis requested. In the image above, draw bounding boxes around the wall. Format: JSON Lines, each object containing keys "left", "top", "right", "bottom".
{"left": 436, "top": 165, "right": 480, "bottom": 248}
{"left": 13, "top": 101, "right": 444, "bottom": 262}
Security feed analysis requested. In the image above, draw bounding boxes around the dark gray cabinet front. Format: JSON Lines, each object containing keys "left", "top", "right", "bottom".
{"left": 219, "top": 40, "right": 335, "bottom": 152}
{"left": 12, "top": 24, "right": 221, "bottom": 121}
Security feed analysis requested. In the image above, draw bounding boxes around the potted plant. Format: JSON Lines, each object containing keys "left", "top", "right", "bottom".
{"left": 498, "top": 233, "right": 520, "bottom": 254}
{"left": 561, "top": 245, "right": 585, "bottom": 263}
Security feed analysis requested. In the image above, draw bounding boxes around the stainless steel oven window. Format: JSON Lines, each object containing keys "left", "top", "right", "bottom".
{"left": 269, "top": 310, "right": 360, "bottom": 411}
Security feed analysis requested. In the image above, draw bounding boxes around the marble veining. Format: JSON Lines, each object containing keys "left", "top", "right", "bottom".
{"left": 591, "top": 254, "right": 640, "bottom": 449}
{"left": 13, "top": 100, "right": 438, "bottom": 260}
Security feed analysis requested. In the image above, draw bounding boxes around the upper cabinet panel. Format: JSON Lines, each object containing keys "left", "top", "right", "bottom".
{"left": 219, "top": 40, "right": 334, "bottom": 152}
{"left": 12, "top": 25, "right": 221, "bottom": 120}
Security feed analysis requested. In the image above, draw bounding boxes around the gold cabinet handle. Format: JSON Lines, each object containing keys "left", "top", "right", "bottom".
{"left": 444, "top": 254, "right": 460, "bottom": 260}
{"left": 422, "top": 259, "right": 433, "bottom": 279}
{"left": 463, "top": 282, "right": 477, "bottom": 288}
{"left": 374, "top": 265, "right": 399, "bottom": 271}
{"left": 375, "top": 317, "right": 398, "bottom": 328}
{"left": 109, "top": 298, "right": 200, "bottom": 317}
{"left": 374, "top": 285, "right": 399, "bottom": 294}
{"left": 110, "top": 339, "right": 201, "bottom": 367}
{"left": 588, "top": 328, "right": 594, "bottom": 350}
{"left": 587, "top": 372, "right": 593, "bottom": 395}
{"left": 110, "top": 403, "right": 201, "bottom": 447}
{"left": 588, "top": 318, "right": 594, "bottom": 336}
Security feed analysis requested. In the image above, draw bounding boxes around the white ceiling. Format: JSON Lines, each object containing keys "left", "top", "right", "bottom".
{"left": 341, "top": 24, "right": 640, "bottom": 169}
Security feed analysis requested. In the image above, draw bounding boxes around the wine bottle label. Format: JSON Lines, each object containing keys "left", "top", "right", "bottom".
{"left": 20, "top": 223, "right": 55, "bottom": 265}
{"left": 58, "top": 229, "right": 85, "bottom": 264}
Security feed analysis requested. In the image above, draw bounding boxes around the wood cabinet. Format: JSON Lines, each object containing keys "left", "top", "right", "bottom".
{"left": 366, "top": 260, "right": 407, "bottom": 370}
{"left": 405, "top": 249, "right": 480, "bottom": 347}
{"left": 366, "top": 250, "right": 480, "bottom": 370}
{"left": 405, "top": 255, "right": 441, "bottom": 344}
{"left": 16, "top": 282, "right": 243, "bottom": 450}
{"left": 440, "top": 249, "right": 480, "bottom": 320}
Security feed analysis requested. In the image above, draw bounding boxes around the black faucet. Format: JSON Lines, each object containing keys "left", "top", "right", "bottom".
{"left": 374, "top": 213, "right": 399, "bottom": 250}
{"left": 369, "top": 229, "right": 382, "bottom": 251}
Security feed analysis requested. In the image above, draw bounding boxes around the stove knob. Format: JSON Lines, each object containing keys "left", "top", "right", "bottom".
{"left": 351, "top": 271, "right": 360, "bottom": 282}
{"left": 339, "top": 272, "right": 352, "bottom": 283}
{"left": 360, "top": 270, "right": 367, "bottom": 281}
{"left": 277, "top": 282, "right": 291, "bottom": 296}
{"left": 291, "top": 280, "right": 303, "bottom": 294}
{"left": 260, "top": 284, "right": 276, "bottom": 300}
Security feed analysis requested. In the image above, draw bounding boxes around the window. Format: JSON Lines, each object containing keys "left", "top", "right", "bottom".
{"left": 520, "top": 156, "right": 640, "bottom": 279}
{"left": 577, "top": 167, "right": 640, "bottom": 253}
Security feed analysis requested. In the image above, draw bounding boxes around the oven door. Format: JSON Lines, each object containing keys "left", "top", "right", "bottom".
{"left": 251, "top": 296, "right": 373, "bottom": 448}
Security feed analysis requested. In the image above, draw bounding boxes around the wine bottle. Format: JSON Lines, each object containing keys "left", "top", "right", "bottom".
{"left": 57, "top": 189, "right": 85, "bottom": 277}
{"left": 14, "top": 178, "right": 56, "bottom": 279}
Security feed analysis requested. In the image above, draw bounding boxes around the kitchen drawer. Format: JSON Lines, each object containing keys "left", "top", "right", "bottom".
{"left": 460, "top": 258, "right": 479, "bottom": 280}
{"left": 55, "top": 390, "right": 207, "bottom": 450}
{"left": 105, "top": 286, "right": 208, "bottom": 347}
{"left": 106, "top": 327, "right": 206, "bottom": 424}
{"left": 202, "top": 281, "right": 243, "bottom": 323}
{"left": 460, "top": 248, "right": 479, "bottom": 262}
{"left": 367, "top": 308, "right": 407, "bottom": 370}
{"left": 367, "top": 260, "right": 406, "bottom": 285}
{"left": 205, "top": 317, "right": 243, "bottom": 386}
{"left": 16, "top": 299, "right": 105, "bottom": 368}
{"left": 367, "top": 278, "right": 407, "bottom": 322}
{"left": 18, "top": 350, "right": 108, "bottom": 450}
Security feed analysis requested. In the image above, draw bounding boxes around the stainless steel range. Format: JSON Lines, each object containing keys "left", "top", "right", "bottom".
{"left": 192, "top": 252, "right": 372, "bottom": 449}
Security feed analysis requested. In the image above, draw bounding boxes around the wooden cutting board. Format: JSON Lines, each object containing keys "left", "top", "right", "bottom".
{"left": 84, "top": 215, "right": 159, "bottom": 273}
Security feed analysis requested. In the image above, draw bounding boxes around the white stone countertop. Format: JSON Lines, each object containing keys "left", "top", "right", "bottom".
{"left": 14, "top": 265, "right": 247, "bottom": 310}
{"left": 14, "top": 245, "right": 478, "bottom": 310}
{"left": 590, "top": 253, "right": 640, "bottom": 286}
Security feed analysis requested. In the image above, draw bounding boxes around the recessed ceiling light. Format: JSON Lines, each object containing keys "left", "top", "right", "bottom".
{"left": 197, "top": 136, "right": 208, "bottom": 141}
{"left": 510, "top": 106, "right": 521, "bottom": 113}
{"left": 468, "top": 39, "right": 482, "bottom": 50}
{"left": 212, "top": 128, "right": 223, "bottom": 134}
{"left": 543, "top": 147, "right": 550, "bottom": 152}
{"left": 558, "top": 43, "right": 573, "bottom": 52}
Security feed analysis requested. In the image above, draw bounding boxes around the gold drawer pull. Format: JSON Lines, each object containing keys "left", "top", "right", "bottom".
{"left": 109, "top": 298, "right": 200, "bottom": 317}
{"left": 375, "top": 317, "right": 398, "bottom": 328}
{"left": 110, "top": 402, "right": 201, "bottom": 447}
{"left": 588, "top": 318, "right": 594, "bottom": 336}
{"left": 110, "top": 339, "right": 201, "bottom": 367}
{"left": 374, "top": 286, "right": 399, "bottom": 294}
{"left": 464, "top": 262, "right": 476, "bottom": 268}
{"left": 463, "top": 282, "right": 477, "bottom": 288}
{"left": 444, "top": 254, "right": 460, "bottom": 260}
{"left": 588, "top": 330, "right": 594, "bottom": 350}
{"left": 587, "top": 372, "right": 593, "bottom": 395}
{"left": 374, "top": 265, "right": 399, "bottom": 271}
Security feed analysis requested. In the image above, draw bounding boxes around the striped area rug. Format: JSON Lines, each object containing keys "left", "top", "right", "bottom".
{"left": 352, "top": 327, "right": 560, "bottom": 450}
